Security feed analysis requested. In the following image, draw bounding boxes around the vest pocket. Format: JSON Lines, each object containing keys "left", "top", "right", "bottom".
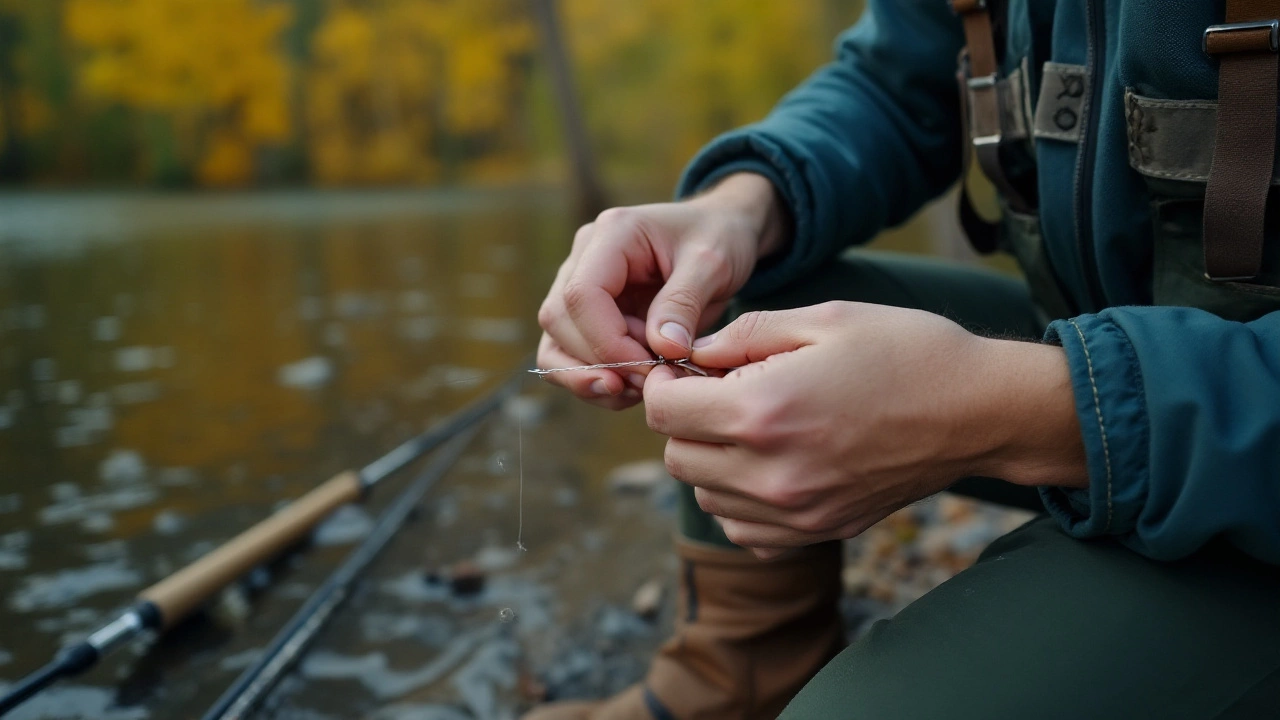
{"left": 1149, "top": 195, "right": 1280, "bottom": 322}
{"left": 999, "top": 204, "right": 1075, "bottom": 324}
{"left": 1126, "top": 90, "right": 1280, "bottom": 321}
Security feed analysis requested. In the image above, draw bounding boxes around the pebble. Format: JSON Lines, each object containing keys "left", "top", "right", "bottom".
{"left": 630, "top": 579, "right": 664, "bottom": 620}
{"left": 606, "top": 461, "right": 671, "bottom": 493}
{"left": 448, "top": 561, "right": 486, "bottom": 597}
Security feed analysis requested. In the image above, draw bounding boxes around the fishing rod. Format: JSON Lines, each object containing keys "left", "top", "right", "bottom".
{"left": 203, "top": 426, "right": 479, "bottom": 720}
{"left": 0, "top": 368, "right": 524, "bottom": 717}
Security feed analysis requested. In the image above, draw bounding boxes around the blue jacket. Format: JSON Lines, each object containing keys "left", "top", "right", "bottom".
{"left": 676, "top": 0, "right": 1280, "bottom": 564}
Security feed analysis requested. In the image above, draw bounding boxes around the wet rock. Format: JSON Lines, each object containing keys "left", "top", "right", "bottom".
{"left": 841, "top": 566, "right": 872, "bottom": 596}
{"left": 553, "top": 486, "right": 580, "bottom": 507}
{"left": 606, "top": 461, "right": 671, "bottom": 494}
{"left": 631, "top": 579, "right": 664, "bottom": 620}
{"left": 278, "top": 356, "right": 334, "bottom": 390}
{"left": 474, "top": 546, "right": 519, "bottom": 573}
{"left": 0, "top": 683, "right": 147, "bottom": 720}
{"left": 0, "top": 494, "right": 21, "bottom": 514}
{"left": 596, "top": 605, "right": 652, "bottom": 642}
{"left": 503, "top": 394, "right": 548, "bottom": 426}
{"left": 9, "top": 561, "right": 142, "bottom": 612}
{"left": 313, "top": 504, "right": 374, "bottom": 546}
{"left": 453, "top": 633, "right": 519, "bottom": 718}
{"left": 368, "top": 704, "right": 470, "bottom": 720}
{"left": 448, "top": 561, "right": 486, "bottom": 597}
{"left": 152, "top": 510, "right": 186, "bottom": 536}
{"left": 519, "top": 671, "right": 549, "bottom": 703}
{"left": 100, "top": 449, "right": 147, "bottom": 485}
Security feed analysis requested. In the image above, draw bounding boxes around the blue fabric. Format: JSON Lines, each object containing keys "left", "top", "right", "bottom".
{"left": 676, "top": 0, "right": 1280, "bottom": 564}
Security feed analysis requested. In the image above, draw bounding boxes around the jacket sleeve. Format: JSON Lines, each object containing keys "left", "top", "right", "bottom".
{"left": 1042, "top": 307, "right": 1280, "bottom": 564}
{"left": 675, "top": 0, "right": 966, "bottom": 298}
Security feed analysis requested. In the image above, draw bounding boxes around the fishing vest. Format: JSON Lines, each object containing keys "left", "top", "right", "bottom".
{"left": 952, "top": 0, "right": 1280, "bottom": 324}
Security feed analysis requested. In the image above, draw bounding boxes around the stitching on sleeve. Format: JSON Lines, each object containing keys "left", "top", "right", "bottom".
{"left": 1068, "top": 319, "right": 1114, "bottom": 532}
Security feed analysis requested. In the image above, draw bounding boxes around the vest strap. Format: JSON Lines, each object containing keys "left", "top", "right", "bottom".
{"left": 1202, "top": 0, "right": 1280, "bottom": 280}
{"left": 952, "top": 0, "right": 1032, "bottom": 215}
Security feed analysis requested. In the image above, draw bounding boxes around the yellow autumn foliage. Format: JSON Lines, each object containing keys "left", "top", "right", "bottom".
{"left": 65, "top": 0, "right": 293, "bottom": 184}
{"left": 10, "top": 0, "right": 860, "bottom": 187}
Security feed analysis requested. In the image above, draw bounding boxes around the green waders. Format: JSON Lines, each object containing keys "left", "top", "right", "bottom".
{"left": 676, "top": 249, "right": 1280, "bottom": 720}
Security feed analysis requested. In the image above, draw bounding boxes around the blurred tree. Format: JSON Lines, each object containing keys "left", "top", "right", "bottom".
{"left": 305, "top": 0, "right": 535, "bottom": 185}
{"left": 5, "top": 0, "right": 862, "bottom": 188}
{"left": 530, "top": 0, "right": 607, "bottom": 222}
{"left": 0, "top": 1, "right": 26, "bottom": 181}
{"left": 64, "top": 0, "right": 294, "bottom": 186}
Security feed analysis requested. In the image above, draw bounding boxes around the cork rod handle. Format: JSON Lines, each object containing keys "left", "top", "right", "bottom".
{"left": 138, "top": 471, "right": 363, "bottom": 629}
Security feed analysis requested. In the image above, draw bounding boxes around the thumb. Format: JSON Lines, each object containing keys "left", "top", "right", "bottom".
{"left": 646, "top": 251, "right": 727, "bottom": 359}
{"left": 689, "top": 308, "right": 814, "bottom": 368}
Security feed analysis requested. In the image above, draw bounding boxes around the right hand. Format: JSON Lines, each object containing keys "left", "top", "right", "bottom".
{"left": 536, "top": 173, "right": 789, "bottom": 410}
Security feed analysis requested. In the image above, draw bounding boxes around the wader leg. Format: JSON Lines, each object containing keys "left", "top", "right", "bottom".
{"left": 779, "top": 516, "right": 1280, "bottom": 720}
{"left": 679, "top": 249, "right": 1046, "bottom": 547}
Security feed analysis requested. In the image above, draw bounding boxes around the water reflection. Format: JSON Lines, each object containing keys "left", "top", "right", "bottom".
{"left": 0, "top": 188, "right": 566, "bottom": 716}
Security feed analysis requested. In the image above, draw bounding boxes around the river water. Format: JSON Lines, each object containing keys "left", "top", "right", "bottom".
{"left": 0, "top": 188, "right": 678, "bottom": 718}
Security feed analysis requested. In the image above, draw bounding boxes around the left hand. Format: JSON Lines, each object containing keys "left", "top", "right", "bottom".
{"left": 643, "top": 302, "right": 1086, "bottom": 559}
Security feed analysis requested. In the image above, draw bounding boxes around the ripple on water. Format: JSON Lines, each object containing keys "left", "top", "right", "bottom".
{"left": 0, "top": 684, "right": 147, "bottom": 720}
{"left": 9, "top": 560, "right": 142, "bottom": 612}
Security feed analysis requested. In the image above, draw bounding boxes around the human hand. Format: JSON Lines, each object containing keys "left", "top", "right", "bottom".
{"left": 643, "top": 302, "right": 1086, "bottom": 559}
{"left": 536, "top": 173, "right": 788, "bottom": 410}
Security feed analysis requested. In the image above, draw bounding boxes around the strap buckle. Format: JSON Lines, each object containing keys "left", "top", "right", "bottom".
{"left": 949, "top": 0, "right": 987, "bottom": 15}
{"left": 1203, "top": 20, "right": 1280, "bottom": 55}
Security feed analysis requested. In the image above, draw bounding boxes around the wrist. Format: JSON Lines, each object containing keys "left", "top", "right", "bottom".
{"left": 964, "top": 337, "right": 1088, "bottom": 489}
{"left": 690, "top": 172, "right": 791, "bottom": 260}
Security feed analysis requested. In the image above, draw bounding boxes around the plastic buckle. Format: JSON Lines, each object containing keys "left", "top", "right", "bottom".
{"left": 1203, "top": 19, "right": 1280, "bottom": 55}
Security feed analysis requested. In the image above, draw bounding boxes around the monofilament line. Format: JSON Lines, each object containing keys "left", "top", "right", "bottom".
{"left": 516, "top": 408, "right": 526, "bottom": 553}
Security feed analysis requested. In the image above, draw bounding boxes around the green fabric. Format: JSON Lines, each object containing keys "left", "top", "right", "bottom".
{"left": 678, "top": 249, "right": 1043, "bottom": 547}
{"left": 780, "top": 517, "right": 1280, "bottom": 720}
{"left": 675, "top": 0, "right": 1280, "bottom": 565}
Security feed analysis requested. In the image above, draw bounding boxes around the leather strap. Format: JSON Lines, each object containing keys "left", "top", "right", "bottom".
{"left": 1202, "top": 0, "right": 1280, "bottom": 280}
{"left": 953, "top": 0, "right": 1037, "bottom": 256}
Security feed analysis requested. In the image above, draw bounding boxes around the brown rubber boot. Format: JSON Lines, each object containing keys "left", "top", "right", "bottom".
{"left": 522, "top": 539, "right": 844, "bottom": 720}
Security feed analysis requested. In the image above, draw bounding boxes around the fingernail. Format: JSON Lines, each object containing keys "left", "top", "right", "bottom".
{"left": 622, "top": 388, "right": 640, "bottom": 400}
{"left": 660, "top": 322, "right": 691, "bottom": 350}
{"left": 692, "top": 333, "right": 717, "bottom": 348}
{"left": 627, "top": 373, "right": 646, "bottom": 388}
{"left": 589, "top": 379, "right": 608, "bottom": 396}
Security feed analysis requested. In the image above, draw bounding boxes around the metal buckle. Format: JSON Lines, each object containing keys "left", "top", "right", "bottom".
{"left": 948, "top": 0, "right": 987, "bottom": 14}
{"left": 966, "top": 73, "right": 1002, "bottom": 146}
{"left": 1203, "top": 19, "right": 1280, "bottom": 54}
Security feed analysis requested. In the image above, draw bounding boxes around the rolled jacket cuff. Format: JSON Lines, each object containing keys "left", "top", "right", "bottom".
{"left": 1039, "top": 313, "right": 1151, "bottom": 541}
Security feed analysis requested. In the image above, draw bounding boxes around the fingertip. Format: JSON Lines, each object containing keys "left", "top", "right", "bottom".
{"left": 752, "top": 547, "right": 786, "bottom": 561}
{"left": 645, "top": 364, "right": 678, "bottom": 389}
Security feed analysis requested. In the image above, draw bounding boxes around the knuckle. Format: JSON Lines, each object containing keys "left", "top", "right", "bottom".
{"left": 562, "top": 281, "right": 591, "bottom": 316}
{"left": 730, "top": 397, "right": 782, "bottom": 448}
{"left": 760, "top": 475, "right": 806, "bottom": 511}
{"left": 536, "top": 301, "right": 558, "bottom": 331}
{"left": 689, "top": 245, "right": 732, "bottom": 281}
{"left": 595, "top": 206, "right": 634, "bottom": 228}
{"left": 661, "top": 284, "right": 703, "bottom": 317}
{"left": 792, "top": 509, "right": 831, "bottom": 534}
{"left": 571, "top": 222, "right": 595, "bottom": 248}
{"left": 662, "top": 444, "right": 687, "bottom": 481}
{"left": 729, "top": 310, "right": 768, "bottom": 344}
{"left": 721, "top": 522, "right": 747, "bottom": 547}
{"left": 694, "top": 489, "right": 718, "bottom": 515}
